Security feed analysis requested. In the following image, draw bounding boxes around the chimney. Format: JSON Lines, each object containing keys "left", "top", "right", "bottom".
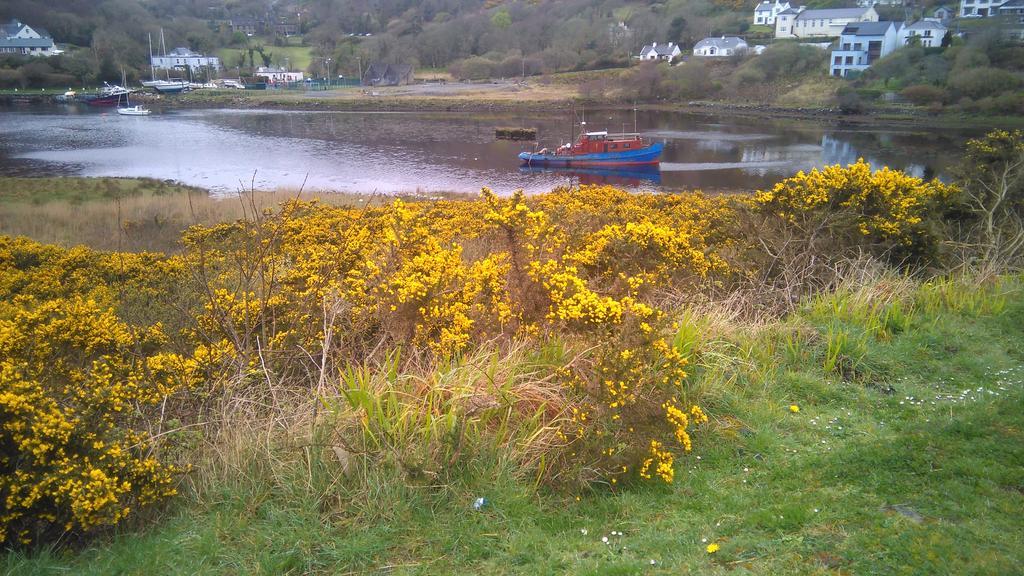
{"left": 668, "top": 41, "right": 673, "bottom": 47}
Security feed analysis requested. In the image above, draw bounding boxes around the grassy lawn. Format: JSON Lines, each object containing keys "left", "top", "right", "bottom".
{"left": 216, "top": 45, "right": 314, "bottom": 73}
{"left": 3, "top": 276, "right": 1022, "bottom": 574}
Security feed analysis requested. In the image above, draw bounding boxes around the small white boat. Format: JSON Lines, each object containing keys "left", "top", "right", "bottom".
{"left": 117, "top": 105, "right": 151, "bottom": 116}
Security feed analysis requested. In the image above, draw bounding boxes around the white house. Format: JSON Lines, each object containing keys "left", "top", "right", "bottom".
{"left": 959, "top": 0, "right": 1002, "bottom": 16}
{"left": 0, "top": 19, "right": 58, "bottom": 56}
{"left": 776, "top": 6, "right": 878, "bottom": 38}
{"left": 754, "top": 0, "right": 793, "bottom": 25}
{"left": 637, "top": 42, "right": 682, "bottom": 63}
{"left": 932, "top": 6, "right": 954, "bottom": 22}
{"left": 693, "top": 36, "right": 749, "bottom": 57}
{"left": 255, "top": 66, "right": 304, "bottom": 83}
{"left": 830, "top": 21, "right": 903, "bottom": 77}
{"left": 900, "top": 19, "right": 947, "bottom": 47}
{"left": 857, "top": 0, "right": 903, "bottom": 6}
{"left": 151, "top": 47, "right": 221, "bottom": 73}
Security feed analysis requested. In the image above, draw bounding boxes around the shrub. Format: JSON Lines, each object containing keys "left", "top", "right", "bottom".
{"left": 753, "top": 159, "right": 957, "bottom": 263}
{"left": 0, "top": 297, "right": 196, "bottom": 546}
{"left": 947, "top": 67, "right": 1022, "bottom": 100}
{"left": 900, "top": 84, "right": 948, "bottom": 106}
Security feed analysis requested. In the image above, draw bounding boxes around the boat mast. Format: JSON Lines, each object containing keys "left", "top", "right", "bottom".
{"left": 148, "top": 33, "right": 154, "bottom": 82}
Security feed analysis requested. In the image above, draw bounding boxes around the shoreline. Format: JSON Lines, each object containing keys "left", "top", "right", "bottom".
{"left": 4, "top": 89, "right": 1020, "bottom": 129}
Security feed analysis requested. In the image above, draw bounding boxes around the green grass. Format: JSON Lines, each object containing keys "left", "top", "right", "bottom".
{"left": 216, "top": 45, "right": 314, "bottom": 73}
{"left": 0, "top": 176, "right": 198, "bottom": 205}
{"left": 4, "top": 277, "right": 1024, "bottom": 574}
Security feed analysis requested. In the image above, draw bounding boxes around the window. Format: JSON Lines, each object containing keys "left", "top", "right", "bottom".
{"left": 834, "top": 55, "right": 842, "bottom": 64}
{"left": 846, "top": 56, "right": 853, "bottom": 64}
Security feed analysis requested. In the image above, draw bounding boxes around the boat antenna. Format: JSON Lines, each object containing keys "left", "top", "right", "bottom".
{"left": 148, "top": 33, "right": 155, "bottom": 82}
{"left": 633, "top": 103, "right": 638, "bottom": 134}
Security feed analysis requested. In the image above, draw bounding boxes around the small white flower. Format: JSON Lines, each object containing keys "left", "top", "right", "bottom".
{"left": 650, "top": 559, "right": 657, "bottom": 565}
{"left": 581, "top": 529, "right": 588, "bottom": 535}
{"left": 602, "top": 536, "right": 609, "bottom": 543}
{"left": 701, "top": 537, "right": 707, "bottom": 543}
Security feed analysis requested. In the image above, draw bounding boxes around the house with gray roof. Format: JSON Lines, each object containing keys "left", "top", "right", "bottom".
{"left": 693, "top": 37, "right": 749, "bottom": 57}
{"left": 637, "top": 42, "right": 683, "bottom": 63}
{"left": 0, "top": 19, "right": 58, "bottom": 56}
{"left": 151, "top": 47, "right": 221, "bottom": 72}
{"left": 899, "top": 19, "right": 948, "bottom": 47}
{"left": 775, "top": 6, "right": 878, "bottom": 38}
{"left": 830, "top": 21, "right": 903, "bottom": 78}
{"left": 754, "top": 0, "right": 793, "bottom": 25}
{"left": 997, "top": 0, "right": 1024, "bottom": 39}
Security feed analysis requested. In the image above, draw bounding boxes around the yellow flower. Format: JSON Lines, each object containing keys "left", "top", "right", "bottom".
{"left": 706, "top": 543, "right": 720, "bottom": 554}
{"left": 789, "top": 404, "right": 800, "bottom": 413}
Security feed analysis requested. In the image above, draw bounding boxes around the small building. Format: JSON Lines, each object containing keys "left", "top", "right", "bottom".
{"left": 900, "top": 19, "right": 947, "bottom": 47}
{"left": 361, "top": 63, "right": 414, "bottom": 86}
{"left": 693, "top": 37, "right": 749, "bottom": 57}
{"left": 255, "top": 66, "right": 304, "bottom": 83}
{"left": 932, "top": 6, "right": 954, "bottom": 22}
{"left": 776, "top": 6, "right": 879, "bottom": 38}
{"left": 230, "top": 18, "right": 264, "bottom": 36}
{"left": 637, "top": 42, "right": 683, "bottom": 63}
{"left": 753, "top": 0, "right": 793, "bottom": 25}
{"left": 0, "top": 19, "right": 58, "bottom": 56}
{"left": 272, "top": 21, "right": 299, "bottom": 36}
{"left": 152, "top": 47, "right": 221, "bottom": 72}
{"left": 830, "top": 21, "right": 903, "bottom": 78}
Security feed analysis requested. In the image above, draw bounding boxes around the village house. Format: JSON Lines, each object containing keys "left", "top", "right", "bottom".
{"left": 230, "top": 18, "right": 264, "bottom": 36}
{"left": 932, "top": 6, "right": 955, "bottom": 22}
{"left": 900, "top": 19, "right": 948, "bottom": 47}
{"left": 998, "top": 0, "right": 1024, "bottom": 38}
{"left": 775, "top": 6, "right": 878, "bottom": 38}
{"left": 959, "top": 0, "right": 1004, "bottom": 16}
{"left": 0, "top": 19, "right": 58, "bottom": 56}
{"left": 830, "top": 21, "right": 903, "bottom": 78}
{"left": 272, "top": 21, "right": 299, "bottom": 36}
{"left": 255, "top": 67, "right": 304, "bottom": 83}
{"left": 636, "top": 42, "right": 682, "bottom": 63}
{"left": 693, "top": 37, "right": 749, "bottom": 56}
{"left": 151, "top": 47, "right": 221, "bottom": 72}
{"left": 753, "top": 0, "right": 793, "bottom": 26}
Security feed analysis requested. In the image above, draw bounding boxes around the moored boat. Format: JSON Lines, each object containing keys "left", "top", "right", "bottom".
{"left": 519, "top": 131, "right": 663, "bottom": 167}
{"left": 83, "top": 82, "right": 131, "bottom": 107}
{"left": 117, "top": 105, "right": 151, "bottom": 116}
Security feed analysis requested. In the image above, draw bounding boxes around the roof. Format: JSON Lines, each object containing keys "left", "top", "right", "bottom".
{"left": 998, "top": 0, "right": 1024, "bottom": 9}
{"left": 841, "top": 21, "right": 900, "bottom": 36}
{"left": 904, "top": 19, "right": 946, "bottom": 31}
{"left": 0, "top": 37, "right": 55, "bottom": 48}
{"left": 755, "top": 2, "right": 773, "bottom": 11}
{"left": 2, "top": 18, "right": 52, "bottom": 40}
{"left": 795, "top": 7, "right": 873, "bottom": 20}
{"left": 778, "top": 8, "right": 801, "bottom": 15}
{"left": 694, "top": 36, "right": 748, "bottom": 50}
{"left": 640, "top": 43, "right": 681, "bottom": 56}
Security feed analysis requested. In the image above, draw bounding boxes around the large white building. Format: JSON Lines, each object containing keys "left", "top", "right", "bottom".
{"left": 636, "top": 42, "right": 683, "bottom": 63}
{"left": 776, "top": 6, "right": 879, "bottom": 38}
{"left": 959, "top": 0, "right": 1003, "bottom": 16}
{"left": 830, "top": 21, "right": 903, "bottom": 77}
{"left": 151, "top": 47, "right": 221, "bottom": 72}
{"left": 0, "top": 19, "right": 58, "bottom": 56}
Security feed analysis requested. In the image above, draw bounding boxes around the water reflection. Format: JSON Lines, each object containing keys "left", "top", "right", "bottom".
{"left": 0, "top": 106, "right": 983, "bottom": 195}
{"left": 519, "top": 164, "right": 662, "bottom": 187}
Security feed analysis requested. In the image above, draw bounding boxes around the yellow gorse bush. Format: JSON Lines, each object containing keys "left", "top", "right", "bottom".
{"left": 0, "top": 238, "right": 199, "bottom": 545}
{"left": 754, "top": 159, "right": 956, "bottom": 258}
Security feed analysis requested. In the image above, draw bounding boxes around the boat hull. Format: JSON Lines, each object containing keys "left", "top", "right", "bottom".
{"left": 519, "top": 141, "right": 663, "bottom": 166}
{"left": 84, "top": 94, "right": 127, "bottom": 107}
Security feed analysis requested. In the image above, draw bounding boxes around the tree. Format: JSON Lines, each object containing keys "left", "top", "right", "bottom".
{"left": 490, "top": 8, "right": 511, "bottom": 30}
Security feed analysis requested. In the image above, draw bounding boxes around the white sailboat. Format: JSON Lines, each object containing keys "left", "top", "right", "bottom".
{"left": 117, "top": 70, "right": 151, "bottom": 116}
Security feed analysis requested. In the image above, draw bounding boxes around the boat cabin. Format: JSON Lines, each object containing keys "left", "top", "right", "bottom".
{"left": 562, "top": 131, "right": 645, "bottom": 155}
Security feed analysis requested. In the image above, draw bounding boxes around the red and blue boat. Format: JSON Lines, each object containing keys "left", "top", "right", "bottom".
{"left": 519, "top": 131, "right": 663, "bottom": 167}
